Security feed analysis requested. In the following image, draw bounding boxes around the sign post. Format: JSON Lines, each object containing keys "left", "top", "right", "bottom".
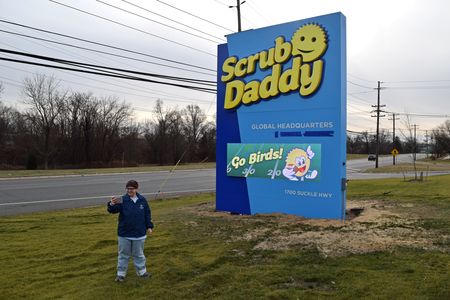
{"left": 391, "top": 148, "right": 399, "bottom": 165}
{"left": 216, "top": 12, "right": 347, "bottom": 219}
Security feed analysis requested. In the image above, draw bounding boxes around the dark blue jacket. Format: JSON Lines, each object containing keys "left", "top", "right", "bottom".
{"left": 107, "top": 193, "right": 154, "bottom": 238}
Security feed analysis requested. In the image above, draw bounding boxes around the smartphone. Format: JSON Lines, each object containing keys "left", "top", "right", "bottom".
{"left": 112, "top": 196, "right": 123, "bottom": 204}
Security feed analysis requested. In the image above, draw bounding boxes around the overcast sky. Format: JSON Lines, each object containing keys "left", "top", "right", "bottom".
{"left": 1, "top": 0, "right": 449, "bottom": 140}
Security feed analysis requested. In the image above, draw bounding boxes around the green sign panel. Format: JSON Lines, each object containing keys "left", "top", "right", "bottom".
{"left": 227, "top": 143, "right": 321, "bottom": 181}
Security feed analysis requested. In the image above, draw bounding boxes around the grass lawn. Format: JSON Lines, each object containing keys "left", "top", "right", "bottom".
{"left": 0, "top": 162, "right": 216, "bottom": 178}
{"left": 0, "top": 176, "right": 449, "bottom": 299}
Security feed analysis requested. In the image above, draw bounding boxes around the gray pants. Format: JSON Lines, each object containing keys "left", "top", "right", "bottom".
{"left": 117, "top": 237, "right": 147, "bottom": 277}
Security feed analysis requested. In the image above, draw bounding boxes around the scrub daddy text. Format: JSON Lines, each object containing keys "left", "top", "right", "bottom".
{"left": 221, "top": 24, "right": 328, "bottom": 110}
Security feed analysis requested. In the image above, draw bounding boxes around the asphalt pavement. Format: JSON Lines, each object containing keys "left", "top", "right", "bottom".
{"left": 0, "top": 169, "right": 215, "bottom": 216}
{"left": 1, "top": 153, "right": 448, "bottom": 216}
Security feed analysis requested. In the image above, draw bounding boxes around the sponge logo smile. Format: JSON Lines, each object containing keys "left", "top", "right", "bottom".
{"left": 221, "top": 23, "right": 328, "bottom": 110}
{"left": 291, "top": 24, "right": 328, "bottom": 62}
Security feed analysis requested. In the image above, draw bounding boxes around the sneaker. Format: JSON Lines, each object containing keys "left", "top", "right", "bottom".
{"left": 139, "top": 272, "right": 151, "bottom": 278}
{"left": 115, "top": 275, "right": 125, "bottom": 282}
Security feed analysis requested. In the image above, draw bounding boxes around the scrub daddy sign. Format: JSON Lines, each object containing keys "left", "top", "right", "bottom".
{"left": 216, "top": 13, "right": 347, "bottom": 220}
{"left": 221, "top": 24, "right": 328, "bottom": 109}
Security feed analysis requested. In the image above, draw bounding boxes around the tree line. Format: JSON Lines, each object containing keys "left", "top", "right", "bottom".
{"left": 347, "top": 122, "right": 450, "bottom": 158}
{"left": 0, "top": 74, "right": 215, "bottom": 169}
{"left": 1, "top": 74, "right": 449, "bottom": 170}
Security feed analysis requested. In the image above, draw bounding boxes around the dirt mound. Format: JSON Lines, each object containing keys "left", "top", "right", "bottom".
{"left": 184, "top": 200, "right": 448, "bottom": 257}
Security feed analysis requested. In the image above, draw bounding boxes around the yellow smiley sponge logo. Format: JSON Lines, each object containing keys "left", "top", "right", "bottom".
{"left": 291, "top": 23, "right": 328, "bottom": 62}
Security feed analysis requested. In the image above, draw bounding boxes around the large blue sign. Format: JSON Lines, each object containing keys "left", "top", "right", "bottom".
{"left": 216, "top": 13, "right": 346, "bottom": 219}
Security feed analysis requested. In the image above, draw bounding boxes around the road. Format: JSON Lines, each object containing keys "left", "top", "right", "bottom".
{"left": 347, "top": 153, "right": 425, "bottom": 179}
{"left": 346, "top": 153, "right": 450, "bottom": 179}
{"left": 0, "top": 169, "right": 215, "bottom": 216}
{"left": 1, "top": 153, "right": 448, "bottom": 216}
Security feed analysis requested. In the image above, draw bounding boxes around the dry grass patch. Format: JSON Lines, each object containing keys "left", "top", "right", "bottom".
{"left": 183, "top": 200, "right": 449, "bottom": 258}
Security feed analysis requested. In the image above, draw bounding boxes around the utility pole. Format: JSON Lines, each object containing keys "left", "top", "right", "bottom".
{"left": 388, "top": 113, "right": 400, "bottom": 165}
{"left": 371, "top": 81, "right": 386, "bottom": 168}
{"left": 424, "top": 130, "right": 429, "bottom": 158}
{"left": 229, "top": 0, "right": 246, "bottom": 32}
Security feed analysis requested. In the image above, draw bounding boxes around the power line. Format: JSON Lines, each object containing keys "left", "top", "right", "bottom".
{"left": 155, "top": 0, "right": 233, "bottom": 32}
{"left": 120, "top": 0, "right": 226, "bottom": 41}
{"left": 96, "top": 0, "right": 223, "bottom": 43}
{"left": 213, "top": 0, "right": 230, "bottom": 7}
{"left": 348, "top": 90, "right": 376, "bottom": 95}
{"left": 0, "top": 29, "right": 216, "bottom": 77}
{"left": 1, "top": 48, "right": 152, "bottom": 83}
{"left": 0, "top": 40, "right": 213, "bottom": 102}
{"left": 0, "top": 63, "right": 215, "bottom": 104}
{"left": 48, "top": 0, "right": 216, "bottom": 57}
{"left": 245, "top": 0, "right": 273, "bottom": 24}
{"left": 384, "top": 79, "right": 450, "bottom": 84}
{"left": 348, "top": 80, "right": 374, "bottom": 89}
{"left": 1, "top": 74, "right": 213, "bottom": 106}
{"left": 348, "top": 94, "right": 373, "bottom": 105}
{"left": 348, "top": 73, "right": 374, "bottom": 83}
{"left": 394, "top": 127, "right": 435, "bottom": 132}
{"left": 384, "top": 86, "right": 450, "bottom": 90}
{"left": 0, "top": 48, "right": 216, "bottom": 86}
{"left": 0, "top": 56, "right": 216, "bottom": 93}
{"left": 347, "top": 129, "right": 374, "bottom": 135}
{"left": 0, "top": 75, "right": 214, "bottom": 117}
{"left": 387, "top": 111, "right": 450, "bottom": 118}
{"left": 0, "top": 19, "right": 216, "bottom": 73}
{"left": 347, "top": 103, "right": 371, "bottom": 114}
{"left": 0, "top": 76, "right": 22, "bottom": 88}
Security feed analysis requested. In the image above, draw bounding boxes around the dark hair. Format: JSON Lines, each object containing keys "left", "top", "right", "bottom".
{"left": 126, "top": 180, "right": 138, "bottom": 189}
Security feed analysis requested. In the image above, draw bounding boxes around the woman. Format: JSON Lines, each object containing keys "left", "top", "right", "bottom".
{"left": 107, "top": 179, "right": 154, "bottom": 282}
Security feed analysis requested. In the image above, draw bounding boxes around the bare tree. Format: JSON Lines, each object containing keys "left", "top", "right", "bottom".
{"left": 2, "top": 76, "right": 219, "bottom": 168}
{"left": 432, "top": 120, "right": 450, "bottom": 157}
{"left": 0, "top": 101, "right": 15, "bottom": 165}
{"left": 95, "top": 96, "right": 132, "bottom": 164}
{"left": 168, "top": 109, "right": 184, "bottom": 164}
{"left": 198, "top": 119, "right": 216, "bottom": 161}
{"left": 399, "top": 114, "right": 419, "bottom": 180}
{"left": 78, "top": 93, "right": 99, "bottom": 166}
{"left": 182, "top": 104, "right": 206, "bottom": 162}
{"left": 151, "top": 100, "right": 180, "bottom": 165}
{"left": 22, "top": 74, "right": 68, "bottom": 169}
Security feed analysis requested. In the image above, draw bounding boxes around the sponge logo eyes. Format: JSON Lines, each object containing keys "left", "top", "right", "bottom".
{"left": 291, "top": 24, "right": 328, "bottom": 62}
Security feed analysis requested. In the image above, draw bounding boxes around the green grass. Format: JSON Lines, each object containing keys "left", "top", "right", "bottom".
{"left": 1, "top": 177, "right": 450, "bottom": 299}
{"left": 347, "top": 174, "right": 450, "bottom": 207}
{"left": 0, "top": 162, "right": 215, "bottom": 178}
